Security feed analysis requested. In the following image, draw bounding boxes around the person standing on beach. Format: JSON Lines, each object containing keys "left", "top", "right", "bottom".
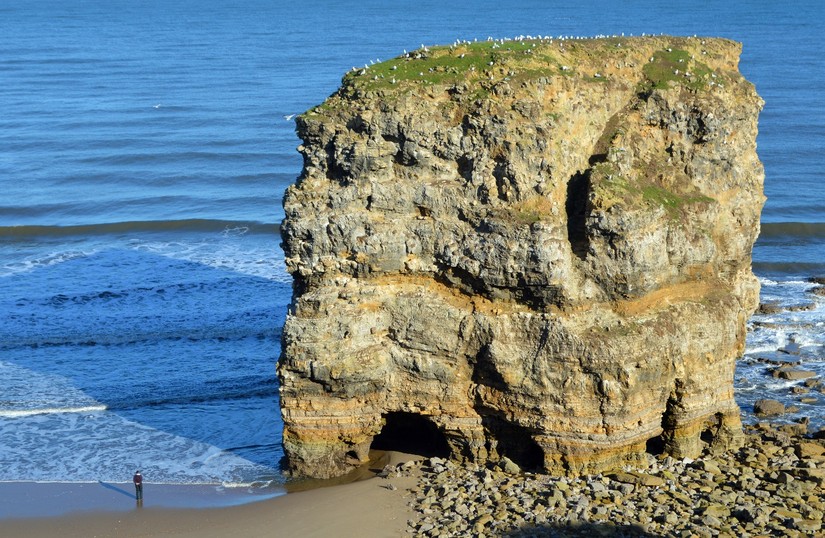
{"left": 133, "top": 470, "right": 143, "bottom": 501}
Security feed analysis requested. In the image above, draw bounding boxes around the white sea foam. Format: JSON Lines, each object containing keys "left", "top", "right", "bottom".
{"left": 220, "top": 480, "right": 278, "bottom": 489}
{"left": 0, "top": 361, "right": 106, "bottom": 415}
{"left": 738, "top": 276, "right": 825, "bottom": 431}
{"left": 0, "top": 248, "right": 98, "bottom": 278}
{"left": 0, "top": 405, "right": 107, "bottom": 418}
{"left": 0, "top": 409, "right": 282, "bottom": 485}
{"left": 130, "top": 233, "right": 288, "bottom": 282}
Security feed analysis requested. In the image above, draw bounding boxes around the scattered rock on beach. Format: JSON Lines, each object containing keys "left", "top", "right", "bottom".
{"left": 795, "top": 441, "right": 825, "bottom": 459}
{"left": 804, "top": 377, "right": 822, "bottom": 388}
{"left": 757, "top": 297, "right": 817, "bottom": 313}
{"left": 499, "top": 456, "right": 521, "bottom": 475}
{"left": 402, "top": 427, "right": 825, "bottom": 537}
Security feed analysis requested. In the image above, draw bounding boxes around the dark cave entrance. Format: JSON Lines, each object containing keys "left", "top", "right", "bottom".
{"left": 371, "top": 412, "right": 450, "bottom": 458}
{"left": 645, "top": 432, "right": 666, "bottom": 456}
{"left": 483, "top": 415, "right": 544, "bottom": 471}
{"left": 700, "top": 412, "right": 725, "bottom": 447}
{"left": 565, "top": 170, "right": 591, "bottom": 260}
{"left": 647, "top": 395, "right": 676, "bottom": 456}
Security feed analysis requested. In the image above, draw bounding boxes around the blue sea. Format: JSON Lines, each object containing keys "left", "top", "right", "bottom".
{"left": 1, "top": 0, "right": 823, "bottom": 496}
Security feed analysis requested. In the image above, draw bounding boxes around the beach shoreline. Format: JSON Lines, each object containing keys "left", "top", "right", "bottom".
{"left": 0, "top": 452, "right": 420, "bottom": 538}
{"left": 3, "top": 427, "right": 824, "bottom": 537}
{"left": 0, "top": 479, "right": 416, "bottom": 538}
{"left": 0, "top": 481, "right": 286, "bottom": 520}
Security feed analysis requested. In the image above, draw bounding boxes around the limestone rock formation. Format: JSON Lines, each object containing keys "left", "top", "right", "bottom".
{"left": 279, "top": 36, "right": 764, "bottom": 478}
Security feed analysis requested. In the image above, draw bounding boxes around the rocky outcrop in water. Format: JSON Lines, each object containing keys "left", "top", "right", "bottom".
{"left": 279, "top": 35, "right": 764, "bottom": 478}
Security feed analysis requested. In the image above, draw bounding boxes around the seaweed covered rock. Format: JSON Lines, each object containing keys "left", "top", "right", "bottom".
{"left": 279, "top": 35, "right": 764, "bottom": 478}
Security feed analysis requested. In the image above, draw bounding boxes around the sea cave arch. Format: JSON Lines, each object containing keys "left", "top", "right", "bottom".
{"left": 482, "top": 415, "right": 544, "bottom": 471}
{"left": 371, "top": 411, "right": 450, "bottom": 458}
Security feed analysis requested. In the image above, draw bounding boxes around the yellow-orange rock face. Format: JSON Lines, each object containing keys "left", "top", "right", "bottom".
{"left": 279, "top": 36, "right": 764, "bottom": 478}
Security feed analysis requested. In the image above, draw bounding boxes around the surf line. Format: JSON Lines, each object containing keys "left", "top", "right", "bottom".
{"left": 0, "top": 405, "right": 107, "bottom": 418}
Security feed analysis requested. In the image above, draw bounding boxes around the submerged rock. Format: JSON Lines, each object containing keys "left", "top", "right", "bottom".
{"left": 279, "top": 35, "right": 764, "bottom": 478}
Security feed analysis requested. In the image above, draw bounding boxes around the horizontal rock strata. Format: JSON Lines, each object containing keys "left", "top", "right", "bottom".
{"left": 279, "top": 35, "right": 765, "bottom": 478}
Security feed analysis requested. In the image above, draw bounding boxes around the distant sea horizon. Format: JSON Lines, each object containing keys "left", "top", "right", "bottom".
{"left": 1, "top": 0, "right": 823, "bottom": 496}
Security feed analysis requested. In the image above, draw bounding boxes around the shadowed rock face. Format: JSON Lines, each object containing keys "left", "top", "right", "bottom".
{"left": 279, "top": 36, "right": 764, "bottom": 479}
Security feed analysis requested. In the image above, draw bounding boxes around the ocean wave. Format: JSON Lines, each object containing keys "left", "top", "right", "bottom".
{"left": 752, "top": 261, "right": 825, "bottom": 275}
{"left": 76, "top": 150, "right": 273, "bottom": 166}
{"left": 0, "top": 405, "right": 107, "bottom": 418}
{"left": 759, "top": 221, "right": 825, "bottom": 239}
{"left": 108, "top": 384, "right": 278, "bottom": 412}
{"left": 0, "top": 219, "right": 280, "bottom": 240}
{"left": 220, "top": 480, "right": 283, "bottom": 491}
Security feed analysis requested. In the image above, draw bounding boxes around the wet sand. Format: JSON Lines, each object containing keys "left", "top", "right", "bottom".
{"left": 1, "top": 453, "right": 420, "bottom": 538}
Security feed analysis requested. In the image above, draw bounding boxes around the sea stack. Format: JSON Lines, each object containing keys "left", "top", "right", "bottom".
{"left": 279, "top": 36, "right": 764, "bottom": 478}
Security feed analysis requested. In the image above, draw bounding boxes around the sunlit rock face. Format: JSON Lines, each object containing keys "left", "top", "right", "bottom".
{"left": 279, "top": 35, "right": 764, "bottom": 479}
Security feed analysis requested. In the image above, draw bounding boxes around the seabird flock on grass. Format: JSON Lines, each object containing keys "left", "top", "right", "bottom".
{"left": 342, "top": 32, "right": 702, "bottom": 87}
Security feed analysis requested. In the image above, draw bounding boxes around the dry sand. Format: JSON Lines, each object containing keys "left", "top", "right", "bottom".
{"left": 1, "top": 453, "right": 420, "bottom": 538}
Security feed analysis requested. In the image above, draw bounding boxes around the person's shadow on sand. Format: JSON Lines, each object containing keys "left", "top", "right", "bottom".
{"left": 97, "top": 481, "right": 135, "bottom": 500}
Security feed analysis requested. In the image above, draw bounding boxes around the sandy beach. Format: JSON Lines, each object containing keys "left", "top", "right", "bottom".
{"left": 1, "top": 453, "right": 419, "bottom": 538}
{"left": 3, "top": 428, "right": 824, "bottom": 538}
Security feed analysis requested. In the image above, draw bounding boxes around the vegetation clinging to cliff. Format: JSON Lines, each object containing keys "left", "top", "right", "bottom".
{"left": 339, "top": 39, "right": 561, "bottom": 92}
{"left": 641, "top": 48, "right": 715, "bottom": 91}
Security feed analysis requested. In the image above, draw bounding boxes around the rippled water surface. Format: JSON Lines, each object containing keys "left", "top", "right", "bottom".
{"left": 1, "top": 0, "right": 823, "bottom": 487}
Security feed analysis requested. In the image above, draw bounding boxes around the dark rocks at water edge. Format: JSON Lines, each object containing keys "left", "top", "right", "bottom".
{"left": 379, "top": 426, "right": 825, "bottom": 537}
{"left": 772, "top": 367, "right": 817, "bottom": 381}
{"left": 753, "top": 399, "right": 786, "bottom": 417}
{"left": 810, "top": 286, "right": 825, "bottom": 298}
{"left": 756, "top": 301, "right": 816, "bottom": 315}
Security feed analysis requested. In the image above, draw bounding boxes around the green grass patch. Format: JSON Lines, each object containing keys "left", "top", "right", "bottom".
{"left": 593, "top": 164, "right": 715, "bottom": 218}
{"left": 639, "top": 184, "right": 714, "bottom": 210}
{"left": 642, "top": 48, "right": 714, "bottom": 91}
{"left": 338, "top": 40, "right": 562, "bottom": 93}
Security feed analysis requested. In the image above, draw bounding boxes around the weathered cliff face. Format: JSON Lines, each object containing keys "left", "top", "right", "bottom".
{"left": 279, "top": 36, "right": 764, "bottom": 478}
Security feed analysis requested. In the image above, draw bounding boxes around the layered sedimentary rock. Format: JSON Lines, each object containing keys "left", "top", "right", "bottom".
{"left": 279, "top": 36, "right": 764, "bottom": 478}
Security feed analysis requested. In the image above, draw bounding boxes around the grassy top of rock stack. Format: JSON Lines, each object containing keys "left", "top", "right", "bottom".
{"left": 303, "top": 35, "right": 740, "bottom": 118}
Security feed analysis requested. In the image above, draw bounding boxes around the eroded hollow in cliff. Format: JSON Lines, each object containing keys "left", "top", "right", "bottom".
{"left": 371, "top": 411, "right": 450, "bottom": 458}
{"left": 565, "top": 170, "right": 591, "bottom": 260}
{"left": 482, "top": 415, "right": 544, "bottom": 471}
{"left": 647, "top": 392, "right": 679, "bottom": 456}
{"left": 700, "top": 412, "right": 726, "bottom": 446}
{"left": 645, "top": 432, "right": 666, "bottom": 456}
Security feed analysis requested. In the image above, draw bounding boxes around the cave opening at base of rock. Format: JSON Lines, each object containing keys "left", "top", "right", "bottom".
{"left": 700, "top": 412, "right": 725, "bottom": 446}
{"left": 648, "top": 390, "right": 681, "bottom": 457}
{"left": 482, "top": 415, "right": 545, "bottom": 471}
{"left": 645, "top": 433, "right": 666, "bottom": 456}
{"left": 370, "top": 411, "right": 450, "bottom": 458}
